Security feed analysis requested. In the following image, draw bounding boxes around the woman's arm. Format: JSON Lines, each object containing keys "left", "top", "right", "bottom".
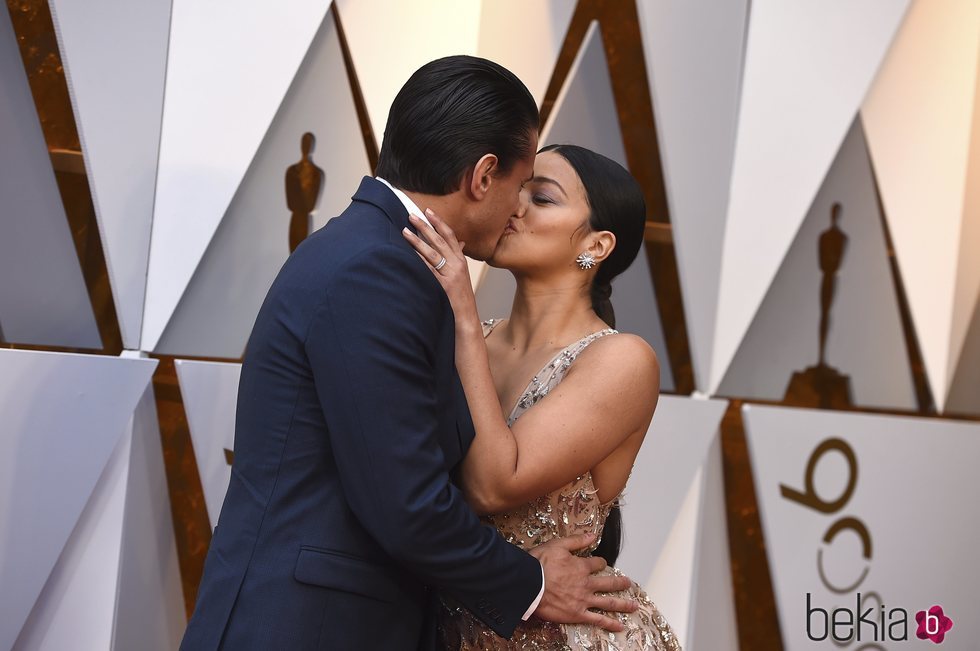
{"left": 402, "top": 211, "right": 660, "bottom": 514}
{"left": 402, "top": 212, "right": 523, "bottom": 512}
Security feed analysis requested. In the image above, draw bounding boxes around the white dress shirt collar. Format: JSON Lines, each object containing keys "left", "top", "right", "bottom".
{"left": 375, "top": 177, "right": 432, "bottom": 228}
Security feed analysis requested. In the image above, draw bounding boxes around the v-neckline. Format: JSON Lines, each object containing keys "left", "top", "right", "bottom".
{"left": 484, "top": 320, "right": 616, "bottom": 422}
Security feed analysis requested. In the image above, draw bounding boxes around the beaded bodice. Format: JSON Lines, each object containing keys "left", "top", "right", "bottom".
{"left": 480, "top": 319, "right": 620, "bottom": 554}
{"left": 439, "top": 320, "right": 681, "bottom": 651}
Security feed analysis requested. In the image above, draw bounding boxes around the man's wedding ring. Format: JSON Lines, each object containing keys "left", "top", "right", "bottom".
{"left": 434, "top": 257, "right": 447, "bottom": 271}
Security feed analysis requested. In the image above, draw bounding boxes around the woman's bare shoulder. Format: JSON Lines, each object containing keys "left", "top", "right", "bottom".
{"left": 579, "top": 331, "right": 659, "bottom": 373}
{"left": 562, "top": 332, "right": 661, "bottom": 405}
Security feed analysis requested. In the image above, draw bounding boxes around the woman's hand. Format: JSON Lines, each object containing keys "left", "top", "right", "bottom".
{"left": 402, "top": 209, "right": 479, "bottom": 326}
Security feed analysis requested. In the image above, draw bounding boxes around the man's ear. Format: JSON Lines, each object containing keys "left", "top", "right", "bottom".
{"left": 588, "top": 231, "right": 617, "bottom": 263}
{"left": 466, "top": 153, "right": 498, "bottom": 200}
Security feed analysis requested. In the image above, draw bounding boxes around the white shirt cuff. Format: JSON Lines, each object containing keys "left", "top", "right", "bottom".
{"left": 521, "top": 565, "right": 545, "bottom": 620}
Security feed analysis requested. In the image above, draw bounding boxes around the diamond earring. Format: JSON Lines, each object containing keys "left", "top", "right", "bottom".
{"left": 576, "top": 252, "right": 596, "bottom": 270}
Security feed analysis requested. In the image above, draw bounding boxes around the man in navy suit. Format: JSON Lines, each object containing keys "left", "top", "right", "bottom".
{"left": 180, "top": 56, "right": 634, "bottom": 651}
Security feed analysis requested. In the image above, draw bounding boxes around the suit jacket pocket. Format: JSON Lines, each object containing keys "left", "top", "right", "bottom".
{"left": 293, "top": 546, "right": 400, "bottom": 603}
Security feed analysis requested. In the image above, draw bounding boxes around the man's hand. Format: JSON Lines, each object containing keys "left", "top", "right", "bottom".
{"left": 528, "top": 533, "right": 638, "bottom": 632}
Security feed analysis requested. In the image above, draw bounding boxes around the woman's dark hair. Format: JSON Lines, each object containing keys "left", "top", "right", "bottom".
{"left": 376, "top": 56, "right": 539, "bottom": 195}
{"left": 540, "top": 144, "right": 647, "bottom": 566}
{"left": 540, "top": 144, "right": 646, "bottom": 328}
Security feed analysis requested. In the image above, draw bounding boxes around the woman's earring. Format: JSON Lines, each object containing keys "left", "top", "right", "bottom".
{"left": 576, "top": 252, "right": 596, "bottom": 270}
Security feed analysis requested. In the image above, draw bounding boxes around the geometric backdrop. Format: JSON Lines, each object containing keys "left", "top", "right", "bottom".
{"left": 154, "top": 6, "right": 370, "bottom": 358}
{"left": 717, "top": 117, "right": 918, "bottom": 410}
{"left": 3, "top": 1, "right": 980, "bottom": 650}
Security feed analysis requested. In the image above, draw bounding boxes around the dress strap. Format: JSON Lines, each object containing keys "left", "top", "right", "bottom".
{"left": 506, "top": 327, "right": 619, "bottom": 423}
{"left": 566, "top": 328, "right": 618, "bottom": 358}
{"left": 481, "top": 318, "right": 504, "bottom": 339}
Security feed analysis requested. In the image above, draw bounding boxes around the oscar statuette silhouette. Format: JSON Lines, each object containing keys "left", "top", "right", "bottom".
{"left": 784, "top": 202, "right": 855, "bottom": 409}
{"left": 285, "top": 132, "right": 325, "bottom": 253}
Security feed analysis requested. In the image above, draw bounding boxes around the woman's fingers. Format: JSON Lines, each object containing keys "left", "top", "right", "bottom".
{"left": 402, "top": 214, "right": 470, "bottom": 291}
{"left": 424, "top": 209, "right": 460, "bottom": 250}
{"left": 407, "top": 215, "right": 436, "bottom": 247}
{"left": 401, "top": 227, "right": 443, "bottom": 269}
{"left": 409, "top": 213, "right": 450, "bottom": 252}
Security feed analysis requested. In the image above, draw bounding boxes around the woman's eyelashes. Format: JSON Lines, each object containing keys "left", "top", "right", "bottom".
{"left": 531, "top": 193, "right": 555, "bottom": 206}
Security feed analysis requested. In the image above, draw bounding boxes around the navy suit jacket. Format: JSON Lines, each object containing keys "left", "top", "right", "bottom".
{"left": 179, "top": 178, "right": 541, "bottom": 650}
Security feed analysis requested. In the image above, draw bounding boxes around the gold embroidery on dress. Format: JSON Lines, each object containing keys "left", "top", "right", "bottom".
{"left": 439, "top": 320, "right": 681, "bottom": 650}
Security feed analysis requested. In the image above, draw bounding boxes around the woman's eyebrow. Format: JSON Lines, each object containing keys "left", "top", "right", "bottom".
{"left": 530, "top": 176, "right": 567, "bottom": 197}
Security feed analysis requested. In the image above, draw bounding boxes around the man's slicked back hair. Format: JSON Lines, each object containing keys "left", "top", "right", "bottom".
{"left": 375, "top": 55, "right": 539, "bottom": 195}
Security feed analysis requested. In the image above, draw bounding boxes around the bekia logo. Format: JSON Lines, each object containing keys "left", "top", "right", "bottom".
{"left": 781, "top": 437, "right": 955, "bottom": 646}
{"left": 806, "top": 593, "right": 954, "bottom": 645}
{"left": 915, "top": 606, "right": 953, "bottom": 644}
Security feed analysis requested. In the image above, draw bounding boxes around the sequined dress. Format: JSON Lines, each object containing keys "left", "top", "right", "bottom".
{"left": 439, "top": 319, "right": 681, "bottom": 651}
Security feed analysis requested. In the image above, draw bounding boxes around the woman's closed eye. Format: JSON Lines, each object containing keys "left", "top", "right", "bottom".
{"left": 532, "top": 193, "right": 555, "bottom": 206}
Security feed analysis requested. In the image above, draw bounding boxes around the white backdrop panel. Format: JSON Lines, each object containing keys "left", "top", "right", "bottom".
{"left": 616, "top": 395, "right": 727, "bottom": 592}
{"left": 155, "top": 8, "right": 369, "bottom": 358}
{"left": 477, "top": 0, "right": 575, "bottom": 107}
{"left": 636, "top": 436, "right": 739, "bottom": 651}
{"left": 176, "top": 359, "right": 241, "bottom": 528}
{"left": 717, "top": 118, "right": 916, "bottom": 410}
{"left": 946, "top": 295, "right": 980, "bottom": 416}
{"left": 951, "top": 42, "right": 980, "bottom": 412}
{"left": 112, "top": 384, "right": 185, "bottom": 650}
{"left": 142, "top": 0, "right": 332, "bottom": 351}
{"left": 862, "top": 0, "right": 980, "bottom": 409}
{"left": 0, "top": 350, "right": 156, "bottom": 651}
{"left": 539, "top": 23, "right": 625, "bottom": 180}
{"left": 49, "top": 0, "right": 171, "bottom": 350}
{"left": 636, "top": 0, "right": 749, "bottom": 392}
{"left": 12, "top": 422, "right": 129, "bottom": 651}
{"left": 644, "top": 467, "right": 700, "bottom": 650}
{"left": 12, "top": 384, "right": 183, "bottom": 651}
{"left": 610, "top": 259, "right": 675, "bottom": 391}
{"left": 950, "top": 47, "right": 980, "bottom": 414}
{"left": 745, "top": 404, "right": 980, "bottom": 649}
{"left": 711, "top": 0, "right": 910, "bottom": 393}
{"left": 335, "top": 0, "right": 481, "bottom": 139}
{"left": 686, "top": 436, "right": 739, "bottom": 651}
{"left": 0, "top": 7, "right": 100, "bottom": 349}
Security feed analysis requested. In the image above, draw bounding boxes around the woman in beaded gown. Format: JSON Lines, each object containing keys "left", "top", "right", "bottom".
{"left": 403, "top": 144, "right": 680, "bottom": 651}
